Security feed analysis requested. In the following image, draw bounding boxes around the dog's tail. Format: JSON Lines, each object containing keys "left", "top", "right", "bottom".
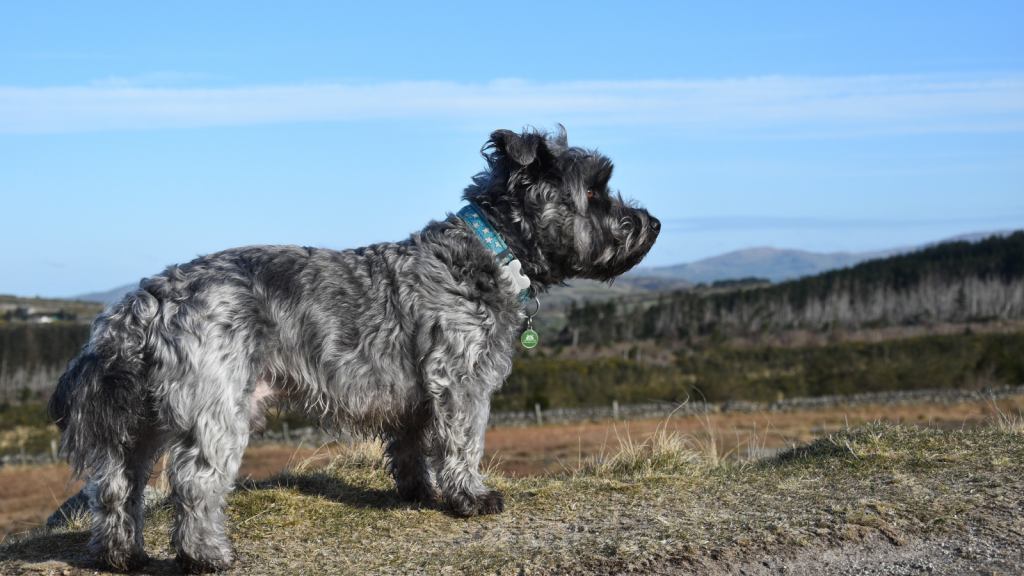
{"left": 48, "top": 288, "right": 159, "bottom": 477}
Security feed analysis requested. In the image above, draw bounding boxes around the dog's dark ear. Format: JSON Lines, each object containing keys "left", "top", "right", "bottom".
{"left": 488, "top": 129, "right": 547, "bottom": 166}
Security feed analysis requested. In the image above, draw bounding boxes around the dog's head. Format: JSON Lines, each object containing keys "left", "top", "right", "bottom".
{"left": 463, "top": 126, "right": 660, "bottom": 289}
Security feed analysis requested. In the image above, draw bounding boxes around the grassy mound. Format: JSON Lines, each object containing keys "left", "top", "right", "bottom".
{"left": 2, "top": 419, "right": 1022, "bottom": 575}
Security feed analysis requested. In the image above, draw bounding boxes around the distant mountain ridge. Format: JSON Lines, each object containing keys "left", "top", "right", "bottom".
{"left": 630, "top": 246, "right": 906, "bottom": 284}
{"left": 630, "top": 230, "right": 1016, "bottom": 284}
{"left": 75, "top": 283, "right": 140, "bottom": 304}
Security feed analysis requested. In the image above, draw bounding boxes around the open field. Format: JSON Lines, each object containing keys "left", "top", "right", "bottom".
{"left": 0, "top": 296, "right": 103, "bottom": 324}
{"left": 2, "top": 395, "right": 1020, "bottom": 544}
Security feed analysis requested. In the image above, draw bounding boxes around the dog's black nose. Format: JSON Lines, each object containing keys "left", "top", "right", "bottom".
{"left": 650, "top": 216, "right": 661, "bottom": 233}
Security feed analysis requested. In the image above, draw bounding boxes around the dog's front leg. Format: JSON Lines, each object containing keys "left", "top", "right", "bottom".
{"left": 386, "top": 421, "right": 440, "bottom": 504}
{"left": 426, "top": 370, "right": 503, "bottom": 517}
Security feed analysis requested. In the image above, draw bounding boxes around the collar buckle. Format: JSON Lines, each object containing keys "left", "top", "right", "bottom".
{"left": 457, "top": 203, "right": 533, "bottom": 302}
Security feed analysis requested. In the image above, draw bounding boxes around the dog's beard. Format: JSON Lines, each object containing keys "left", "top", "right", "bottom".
{"left": 571, "top": 208, "right": 659, "bottom": 281}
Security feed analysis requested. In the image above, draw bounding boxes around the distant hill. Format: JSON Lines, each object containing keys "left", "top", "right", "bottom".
{"left": 631, "top": 230, "right": 1016, "bottom": 284}
{"left": 631, "top": 246, "right": 903, "bottom": 284}
{"left": 74, "top": 283, "right": 138, "bottom": 304}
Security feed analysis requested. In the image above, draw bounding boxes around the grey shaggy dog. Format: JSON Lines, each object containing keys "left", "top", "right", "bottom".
{"left": 49, "top": 127, "right": 660, "bottom": 572}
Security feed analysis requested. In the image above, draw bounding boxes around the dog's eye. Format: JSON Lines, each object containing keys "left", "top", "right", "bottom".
{"left": 587, "top": 189, "right": 594, "bottom": 198}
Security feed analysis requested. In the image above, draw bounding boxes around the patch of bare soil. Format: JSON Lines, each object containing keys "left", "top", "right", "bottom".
{"left": 716, "top": 531, "right": 1023, "bottom": 576}
{"left": 0, "top": 465, "right": 82, "bottom": 541}
{"left": 611, "top": 531, "right": 1024, "bottom": 576}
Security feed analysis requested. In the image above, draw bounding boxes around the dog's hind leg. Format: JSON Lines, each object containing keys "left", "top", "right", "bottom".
{"left": 85, "top": 429, "right": 163, "bottom": 571}
{"left": 126, "top": 429, "right": 165, "bottom": 565}
{"left": 166, "top": 383, "right": 250, "bottom": 573}
{"left": 386, "top": 416, "right": 439, "bottom": 504}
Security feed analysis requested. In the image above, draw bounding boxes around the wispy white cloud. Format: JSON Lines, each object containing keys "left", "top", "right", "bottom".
{"left": 1, "top": 74, "right": 1022, "bottom": 135}
{"left": 89, "top": 71, "right": 217, "bottom": 88}
{"left": 664, "top": 214, "right": 1024, "bottom": 233}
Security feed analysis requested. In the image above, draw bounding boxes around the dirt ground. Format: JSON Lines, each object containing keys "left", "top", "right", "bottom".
{"left": 2, "top": 396, "right": 1020, "bottom": 541}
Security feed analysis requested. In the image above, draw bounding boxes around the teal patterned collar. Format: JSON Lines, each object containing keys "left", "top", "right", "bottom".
{"left": 457, "top": 203, "right": 532, "bottom": 302}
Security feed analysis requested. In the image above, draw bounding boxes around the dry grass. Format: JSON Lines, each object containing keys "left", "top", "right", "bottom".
{"left": 578, "top": 420, "right": 706, "bottom": 479}
{"left": 2, "top": 420, "right": 1022, "bottom": 575}
{"left": 992, "top": 402, "right": 1024, "bottom": 434}
{"left": 483, "top": 395, "right": 1024, "bottom": 476}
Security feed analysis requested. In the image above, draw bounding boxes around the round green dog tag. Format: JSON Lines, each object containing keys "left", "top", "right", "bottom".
{"left": 521, "top": 329, "right": 539, "bottom": 348}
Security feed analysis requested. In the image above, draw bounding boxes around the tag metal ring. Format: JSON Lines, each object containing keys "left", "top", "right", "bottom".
{"left": 524, "top": 295, "right": 540, "bottom": 318}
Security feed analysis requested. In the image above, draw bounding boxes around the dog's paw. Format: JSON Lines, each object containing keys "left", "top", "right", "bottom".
{"left": 453, "top": 490, "right": 505, "bottom": 517}
{"left": 475, "top": 490, "right": 505, "bottom": 515}
{"left": 398, "top": 482, "right": 441, "bottom": 504}
{"left": 98, "top": 550, "right": 150, "bottom": 572}
{"left": 175, "top": 552, "right": 235, "bottom": 574}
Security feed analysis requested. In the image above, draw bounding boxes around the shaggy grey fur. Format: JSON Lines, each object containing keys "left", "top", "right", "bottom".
{"left": 48, "top": 127, "right": 659, "bottom": 572}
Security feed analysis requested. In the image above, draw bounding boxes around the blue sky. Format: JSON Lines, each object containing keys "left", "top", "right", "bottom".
{"left": 1, "top": 1, "right": 1023, "bottom": 297}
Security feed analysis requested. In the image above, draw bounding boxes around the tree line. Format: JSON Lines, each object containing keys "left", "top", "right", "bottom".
{"left": 560, "top": 232, "right": 1024, "bottom": 346}
{"left": 0, "top": 323, "right": 89, "bottom": 377}
{"left": 494, "top": 331, "right": 1024, "bottom": 409}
